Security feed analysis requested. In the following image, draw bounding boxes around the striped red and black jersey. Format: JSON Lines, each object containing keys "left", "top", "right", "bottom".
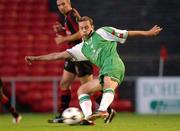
{"left": 64, "top": 8, "right": 82, "bottom": 47}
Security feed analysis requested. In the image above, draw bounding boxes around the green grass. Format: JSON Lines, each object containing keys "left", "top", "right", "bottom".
{"left": 0, "top": 113, "right": 180, "bottom": 131}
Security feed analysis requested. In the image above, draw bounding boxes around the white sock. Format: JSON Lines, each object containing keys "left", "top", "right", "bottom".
{"left": 78, "top": 94, "right": 92, "bottom": 119}
{"left": 98, "top": 88, "right": 114, "bottom": 111}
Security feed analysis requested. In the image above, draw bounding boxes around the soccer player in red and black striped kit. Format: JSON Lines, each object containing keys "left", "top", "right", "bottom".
{"left": 48, "top": 0, "right": 115, "bottom": 125}
{"left": 0, "top": 78, "right": 21, "bottom": 123}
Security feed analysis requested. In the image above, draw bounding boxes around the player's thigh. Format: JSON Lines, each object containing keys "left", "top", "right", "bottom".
{"left": 79, "top": 74, "right": 93, "bottom": 84}
{"left": 60, "top": 69, "right": 76, "bottom": 89}
{"left": 103, "top": 76, "right": 118, "bottom": 90}
{"left": 77, "top": 79, "right": 102, "bottom": 95}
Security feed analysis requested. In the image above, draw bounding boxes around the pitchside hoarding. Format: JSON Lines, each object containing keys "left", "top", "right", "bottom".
{"left": 136, "top": 77, "right": 180, "bottom": 114}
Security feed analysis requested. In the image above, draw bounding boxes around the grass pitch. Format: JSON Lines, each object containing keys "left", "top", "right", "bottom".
{"left": 0, "top": 113, "right": 180, "bottom": 131}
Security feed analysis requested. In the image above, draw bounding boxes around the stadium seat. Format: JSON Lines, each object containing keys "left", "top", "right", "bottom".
{"left": 30, "top": 66, "right": 46, "bottom": 76}
{"left": 0, "top": 66, "right": 17, "bottom": 76}
{"left": 111, "top": 100, "right": 133, "bottom": 112}
{"left": 38, "top": 82, "right": 53, "bottom": 92}
{"left": 40, "top": 99, "right": 53, "bottom": 112}
{"left": 28, "top": 91, "right": 43, "bottom": 103}
{"left": 45, "top": 65, "right": 63, "bottom": 76}
{"left": 0, "top": 38, "right": 4, "bottom": 49}
{"left": 16, "top": 66, "right": 31, "bottom": 76}
{"left": 42, "top": 91, "right": 53, "bottom": 100}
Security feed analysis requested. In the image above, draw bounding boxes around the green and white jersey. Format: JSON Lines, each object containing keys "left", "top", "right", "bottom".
{"left": 67, "top": 27, "right": 128, "bottom": 84}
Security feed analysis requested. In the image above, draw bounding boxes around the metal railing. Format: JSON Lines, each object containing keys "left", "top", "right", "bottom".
{"left": 2, "top": 76, "right": 60, "bottom": 113}
{"left": 2, "top": 76, "right": 137, "bottom": 113}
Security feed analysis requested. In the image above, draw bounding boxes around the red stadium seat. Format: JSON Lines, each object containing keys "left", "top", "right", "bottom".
{"left": 111, "top": 100, "right": 133, "bottom": 112}
{"left": 30, "top": 66, "right": 46, "bottom": 76}
{"left": 3, "top": 50, "right": 19, "bottom": 60}
{"left": 38, "top": 82, "right": 53, "bottom": 92}
{"left": 40, "top": 99, "right": 53, "bottom": 112}
{"left": 16, "top": 82, "right": 29, "bottom": 94}
{"left": 2, "top": 58, "right": 18, "bottom": 66}
{"left": 27, "top": 91, "right": 43, "bottom": 104}
{"left": 0, "top": 35, "right": 5, "bottom": 50}
{"left": 16, "top": 67, "right": 30, "bottom": 76}
{"left": 0, "top": 0, "right": 76, "bottom": 112}
{"left": 42, "top": 91, "right": 53, "bottom": 100}
{"left": 45, "top": 64, "right": 63, "bottom": 76}
{"left": 0, "top": 66, "right": 16, "bottom": 76}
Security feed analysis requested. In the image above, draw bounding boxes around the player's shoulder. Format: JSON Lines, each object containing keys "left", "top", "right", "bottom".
{"left": 70, "top": 8, "right": 81, "bottom": 20}
{"left": 96, "top": 26, "right": 115, "bottom": 33}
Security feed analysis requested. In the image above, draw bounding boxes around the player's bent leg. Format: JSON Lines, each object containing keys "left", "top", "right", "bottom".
{"left": 93, "top": 91, "right": 115, "bottom": 123}
{"left": 48, "top": 70, "right": 76, "bottom": 123}
{"left": 77, "top": 79, "right": 101, "bottom": 95}
{"left": 79, "top": 74, "right": 93, "bottom": 84}
{"left": 59, "top": 71, "right": 75, "bottom": 114}
{"left": 89, "top": 76, "right": 118, "bottom": 122}
{"left": 77, "top": 79, "right": 102, "bottom": 123}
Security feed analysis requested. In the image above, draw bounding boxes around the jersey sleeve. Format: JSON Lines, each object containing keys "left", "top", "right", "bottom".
{"left": 96, "top": 27, "right": 128, "bottom": 44}
{"left": 66, "top": 42, "right": 88, "bottom": 61}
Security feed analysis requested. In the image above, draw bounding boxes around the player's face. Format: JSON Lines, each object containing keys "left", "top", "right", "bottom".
{"left": 57, "top": 0, "right": 71, "bottom": 15}
{"left": 79, "top": 20, "right": 94, "bottom": 40}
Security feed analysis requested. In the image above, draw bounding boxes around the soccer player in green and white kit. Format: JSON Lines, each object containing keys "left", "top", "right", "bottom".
{"left": 25, "top": 16, "right": 162, "bottom": 125}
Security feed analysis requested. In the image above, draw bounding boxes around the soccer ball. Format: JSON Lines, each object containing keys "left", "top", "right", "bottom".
{"left": 62, "top": 107, "right": 83, "bottom": 125}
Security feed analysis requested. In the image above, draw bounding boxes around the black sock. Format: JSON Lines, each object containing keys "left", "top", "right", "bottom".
{"left": 59, "top": 90, "right": 71, "bottom": 115}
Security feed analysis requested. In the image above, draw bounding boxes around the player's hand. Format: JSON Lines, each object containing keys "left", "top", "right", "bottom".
{"left": 147, "top": 25, "right": 162, "bottom": 36}
{"left": 53, "top": 21, "right": 63, "bottom": 33}
{"left": 25, "top": 56, "right": 36, "bottom": 65}
{"left": 55, "top": 35, "right": 66, "bottom": 45}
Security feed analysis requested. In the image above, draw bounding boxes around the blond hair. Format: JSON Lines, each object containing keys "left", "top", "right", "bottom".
{"left": 78, "top": 16, "right": 94, "bottom": 25}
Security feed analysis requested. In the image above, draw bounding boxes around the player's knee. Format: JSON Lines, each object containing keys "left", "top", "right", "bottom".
{"left": 77, "top": 86, "right": 89, "bottom": 96}
{"left": 77, "top": 87, "right": 84, "bottom": 96}
{"left": 77, "top": 87, "right": 82, "bottom": 96}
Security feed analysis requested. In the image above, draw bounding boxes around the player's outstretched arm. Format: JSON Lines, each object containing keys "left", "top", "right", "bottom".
{"left": 25, "top": 51, "right": 72, "bottom": 65}
{"left": 128, "top": 25, "right": 162, "bottom": 37}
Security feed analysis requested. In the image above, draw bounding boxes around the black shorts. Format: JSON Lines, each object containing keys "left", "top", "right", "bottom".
{"left": 64, "top": 60, "right": 93, "bottom": 77}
